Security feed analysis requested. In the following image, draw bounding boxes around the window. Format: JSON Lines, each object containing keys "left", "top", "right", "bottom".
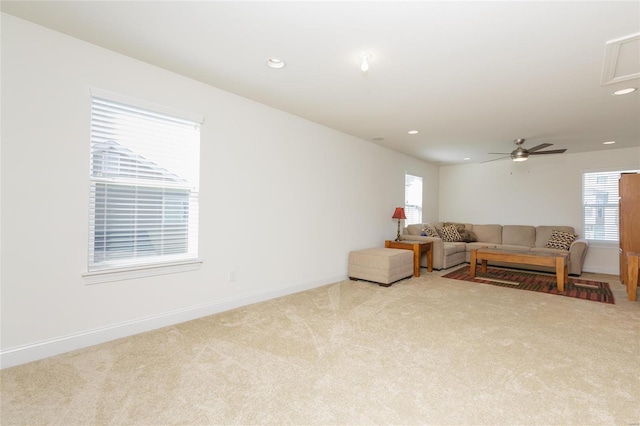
{"left": 582, "top": 169, "right": 639, "bottom": 242}
{"left": 88, "top": 90, "right": 202, "bottom": 277}
{"left": 404, "top": 174, "right": 423, "bottom": 225}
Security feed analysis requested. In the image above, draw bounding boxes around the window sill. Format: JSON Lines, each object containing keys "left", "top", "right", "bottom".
{"left": 82, "top": 259, "right": 202, "bottom": 285}
{"left": 585, "top": 240, "right": 618, "bottom": 249}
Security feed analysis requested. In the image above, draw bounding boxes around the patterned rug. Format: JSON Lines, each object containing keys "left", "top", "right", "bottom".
{"left": 443, "top": 265, "right": 615, "bottom": 304}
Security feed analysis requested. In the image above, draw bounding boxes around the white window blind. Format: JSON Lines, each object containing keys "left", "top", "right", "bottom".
{"left": 404, "top": 174, "right": 423, "bottom": 225}
{"left": 88, "top": 91, "right": 202, "bottom": 273}
{"left": 582, "top": 169, "right": 639, "bottom": 242}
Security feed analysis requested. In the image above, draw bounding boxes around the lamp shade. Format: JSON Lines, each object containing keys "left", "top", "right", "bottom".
{"left": 392, "top": 207, "right": 407, "bottom": 220}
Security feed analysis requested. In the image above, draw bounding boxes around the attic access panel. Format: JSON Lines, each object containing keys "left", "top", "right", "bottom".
{"left": 602, "top": 32, "right": 640, "bottom": 85}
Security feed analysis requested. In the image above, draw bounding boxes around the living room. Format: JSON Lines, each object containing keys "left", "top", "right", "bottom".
{"left": 1, "top": 2, "right": 639, "bottom": 424}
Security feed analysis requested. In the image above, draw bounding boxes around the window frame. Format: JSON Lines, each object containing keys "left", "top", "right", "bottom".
{"left": 582, "top": 168, "right": 639, "bottom": 244}
{"left": 404, "top": 173, "right": 423, "bottom": 225}
{"left": 83, "top": 89, "right": 203, "bottom": 284}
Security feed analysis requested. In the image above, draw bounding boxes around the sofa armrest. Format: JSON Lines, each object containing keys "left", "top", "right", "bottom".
{"left": 400, "top": 235, "right": 445, "bottom": 269}
{"left": 568, "top": 238, "right": 589, "bottom": 276}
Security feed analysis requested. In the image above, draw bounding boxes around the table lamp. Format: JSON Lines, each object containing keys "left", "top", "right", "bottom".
{"left": 392, "top": 207, "right": 407, "bottom": 241}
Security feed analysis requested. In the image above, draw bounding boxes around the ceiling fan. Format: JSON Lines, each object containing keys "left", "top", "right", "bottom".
{"left": 485, "top": 138, "right": 567, "bottom": 163}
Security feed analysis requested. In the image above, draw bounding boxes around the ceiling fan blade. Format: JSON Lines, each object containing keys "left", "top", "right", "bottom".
{"left": 487, "top": 152, "right": 511, "bottom": 155}
{"left": 529, "top": 149, "right": 567, "bottom": 155}
{"left": 527, "top": 143, "right": 553, "bottom": 152}
{"left": 481, "top": 156, "right": 510, "bottom": 163}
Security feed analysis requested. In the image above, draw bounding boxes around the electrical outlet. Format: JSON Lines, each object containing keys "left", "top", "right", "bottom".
{"left": 227, "top": 270, "right": 236, "bottom": 282}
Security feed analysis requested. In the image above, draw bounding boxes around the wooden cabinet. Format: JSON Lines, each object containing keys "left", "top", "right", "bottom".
{"left": 619, "top": 173, "right": 640, "bottom": 285}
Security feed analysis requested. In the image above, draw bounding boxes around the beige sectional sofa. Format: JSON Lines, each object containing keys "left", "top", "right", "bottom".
{"left": 401, "top": 222, "right": 589, "bottom": 276}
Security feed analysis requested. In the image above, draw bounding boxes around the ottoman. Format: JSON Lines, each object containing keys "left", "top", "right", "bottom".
{"left": 348, "top": 247, "right": 414, "bottom": 287}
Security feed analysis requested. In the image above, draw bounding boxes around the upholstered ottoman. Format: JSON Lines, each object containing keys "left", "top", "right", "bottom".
{"left": 348, "top": 248, "right": 414, "bottom": 286}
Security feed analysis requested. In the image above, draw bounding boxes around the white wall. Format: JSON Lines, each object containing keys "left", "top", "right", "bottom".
{"left": 0, "top": 14, "right": 438, "bottom": 367}
{"left": 438, "top": 147, "right": 640, "bottom": 274}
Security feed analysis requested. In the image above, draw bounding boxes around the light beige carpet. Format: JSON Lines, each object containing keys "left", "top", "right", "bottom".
{"left": 2, "top": 270, "right": 639, "bottom": 425}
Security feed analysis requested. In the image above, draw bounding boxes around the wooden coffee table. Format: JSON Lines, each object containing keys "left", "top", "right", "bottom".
{"left": 385, "top": 240, "right": 433, "bottom": 277}
{"left": 469, "top": 248, "right": 569, "bottom": 291}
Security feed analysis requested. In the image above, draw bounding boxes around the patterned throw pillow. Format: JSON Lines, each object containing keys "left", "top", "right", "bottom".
{"left": 421, "top": 225, "right": 440, "bottom": 238}
{"left": 443, "top": 222, "right": 466, "bottom": 232}
{"left": 544, "top": 230, "right": 578, "bottom": 251}
{"left": 439, "top": 224, "right": 462, "bottom": 242}
{"left": 458, "top": 229, "right": 477, "bottom": 242}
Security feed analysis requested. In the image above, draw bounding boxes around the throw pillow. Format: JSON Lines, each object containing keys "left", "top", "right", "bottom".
{"left": 443, "top": 222, "right": 466, "bottom": 232}
{"left": 458, "top": 229, "right": 477, "bottom": 243}
{"left": 422, "top": 225, "right": 439, "bottom": 238}
{"left": 439, "top": 224, "right": 462, "bottom": 242}
{"left": 545, "top": 230, "right": 578, "bottom": 251}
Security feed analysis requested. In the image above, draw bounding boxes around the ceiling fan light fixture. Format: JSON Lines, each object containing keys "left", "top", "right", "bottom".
{"left": 511, "top": 148, "right": 529, "bottom": 162}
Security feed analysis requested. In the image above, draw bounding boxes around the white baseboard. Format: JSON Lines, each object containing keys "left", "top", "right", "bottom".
{"left": 582, "top": 266, "right": 619, "bottom": 276}
{"left": 0, "top": 274, "right": 347, "bottom": 369}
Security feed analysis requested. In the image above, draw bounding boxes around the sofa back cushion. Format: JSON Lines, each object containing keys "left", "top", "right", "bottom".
{"left": 405, "top": 223, "right": 440, "bottom": 236}
{"left": 405, "top": 224, "right": 424, "bottom": 236}
{"left": 503, "top": 225, "right": 536, "bottom": 247}
{"left": 471, "top": 224, "right": 503, "bottom": 244}
{"left": 441, "top": 222, "right": 473, "bottom": 231}
{"left": 535, "top": 226, "right": 576, "bottom": 247}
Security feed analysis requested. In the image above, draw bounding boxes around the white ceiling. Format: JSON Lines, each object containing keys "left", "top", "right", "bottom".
{"left": 3, "top": 1, "right": 640, "bottom": 164}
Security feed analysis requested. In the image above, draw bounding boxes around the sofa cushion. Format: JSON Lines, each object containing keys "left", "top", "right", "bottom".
{"left": 405, "top": 224, "right": 425, "bottom": 236}
{"left": 544, "top": 229, "right": 578, "bottom": 250}
{"left": 466, "top": 242, "right": 498, "bottom": 251}
{"left": 535, "top": 226, "right": 575, "bottom": 247}
{"left": 438, "top": 224, "right": 462, "bottom": 242}
{"left": 453, "top": 242, "right": 466, "bottom": 253}
{"left": 502, "top": 225, "right": 536, "bottom": 247}
{"left": 531, "top": 247, "right": 567, "bottom": 255}
{"left": 471, "top": 224, "right": 503, "bottom": 244}
{"left": 498, "top": 244, "right": 533, "bottom": 253}
{"left": 443, "top": 242, "right": 462, "bottom": 256}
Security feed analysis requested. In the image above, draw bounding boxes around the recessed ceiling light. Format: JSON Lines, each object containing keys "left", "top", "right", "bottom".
{"left": 408, "top": 130, "right": 419, "bottom": 135}
{"left": 612, "top": 88, "right": 637, "bottom": 95}
{"left": 266, "top": 58, "right": 286, "bottom": 69}
{"left": 360, "top": 53, "right": 372, "bottom": 72}
{"left": 603, "top": 141, "right": 616, "bottom": 145}
{"left": 463, "top": 157, "right": 471, "bottom": 160}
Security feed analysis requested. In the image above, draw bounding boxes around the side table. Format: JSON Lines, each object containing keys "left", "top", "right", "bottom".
{"left": 384, "top": 240, "right": 433, "bottom": 277}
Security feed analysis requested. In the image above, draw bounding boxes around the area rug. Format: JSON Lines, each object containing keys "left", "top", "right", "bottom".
{"left": 443, "top": 265, "right": 615, "bottom": 304}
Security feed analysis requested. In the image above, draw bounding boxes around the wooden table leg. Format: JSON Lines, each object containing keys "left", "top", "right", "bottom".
{"left": 480, "top": 260, "right": 488, "bottom": 274}
{"left": 628, "top": 254, "right": 638, "bottom": 302}
{"left": 413, "top": 245, "right": 421, "bottom": 277}
{"left": 427, "top": 243, "right": 433, "bottom": 273}
{"left": 556, "top": 256, "right": 565, "bottom": 292}
{"left": 469, "top": 249, "right": 477, "bottom": 278}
